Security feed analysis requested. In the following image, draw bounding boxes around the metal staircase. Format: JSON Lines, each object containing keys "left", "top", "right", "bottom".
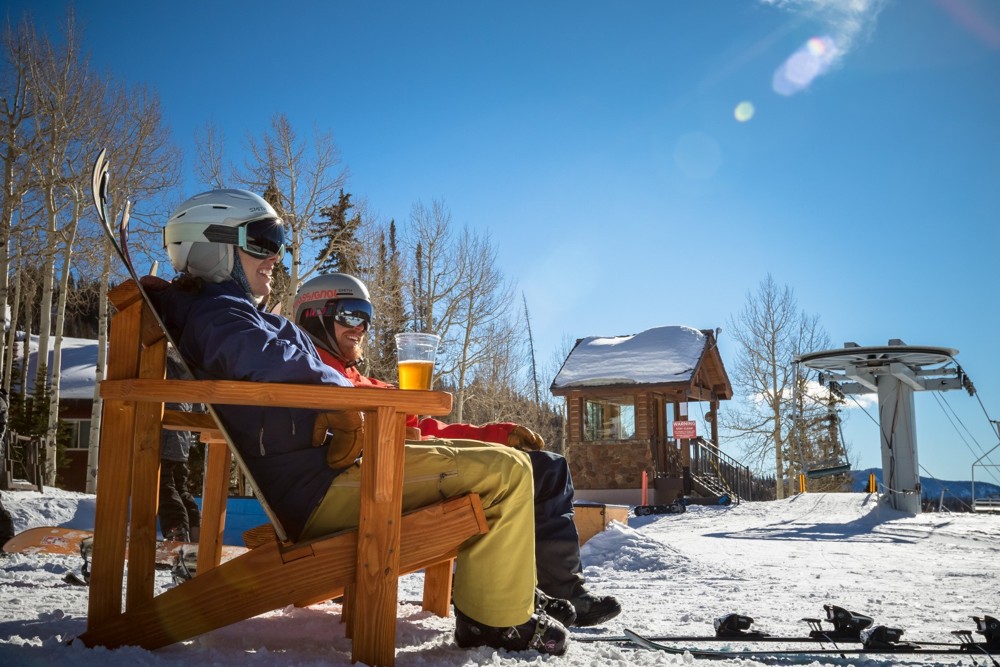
{"left": 689, "top": 437, "right": 762, "bottom": 503}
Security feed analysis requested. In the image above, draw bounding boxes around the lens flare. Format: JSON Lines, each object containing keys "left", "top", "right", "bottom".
{"left": 734, "top": 101, "right": 755, "bottom": 122}
{"left": 807, "top": 36, "right": 829, "bottom": 56}
{"left": 773, "top": 35, "right": 840, "bottom": 96}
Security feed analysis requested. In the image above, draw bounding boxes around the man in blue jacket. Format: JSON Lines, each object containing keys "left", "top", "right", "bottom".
{"left": 153, "top": 189, "right": 568, "bottom": 656}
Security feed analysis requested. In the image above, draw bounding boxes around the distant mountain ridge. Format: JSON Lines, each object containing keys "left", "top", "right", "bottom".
{"left": 850, "top": 468, "right": 1000, "bottom": 500}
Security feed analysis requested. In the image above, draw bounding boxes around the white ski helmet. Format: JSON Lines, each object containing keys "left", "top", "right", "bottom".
{"left": 163, "top": 189, "right": 283, "bottom": 282}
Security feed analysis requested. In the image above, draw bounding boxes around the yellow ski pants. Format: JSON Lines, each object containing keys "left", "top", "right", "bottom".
{"left": 301, "top": 438, "right": 536, "bottom": 627}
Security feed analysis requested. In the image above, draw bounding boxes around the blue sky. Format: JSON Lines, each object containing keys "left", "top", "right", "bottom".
{"left": 9, "top": 0, "right": 1000, "bottom": 486}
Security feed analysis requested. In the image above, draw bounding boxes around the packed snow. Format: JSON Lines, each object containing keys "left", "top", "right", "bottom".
{"left": 1, "top": 487, "right": 997, "bottom": 666}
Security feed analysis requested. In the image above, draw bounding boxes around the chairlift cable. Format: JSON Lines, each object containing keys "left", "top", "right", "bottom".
{"left": 845, "top": 394, "right": 880, "bottom": 427}
{"left": 917, "top": 463, "right": 975, "bottom": 512}
{"left": 931, "top": 393, "right": 981, "bottom": 456}
{"left": 930, "top": 393, "right": 1000, "bottom": 487}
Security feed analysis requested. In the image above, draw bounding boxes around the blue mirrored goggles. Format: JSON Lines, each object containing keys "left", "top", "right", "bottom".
{"left": 320, "top": 298, "right": 373, "bottom": 330}
{"left": 239, "top": 218, "right": 286, "bottom": 260}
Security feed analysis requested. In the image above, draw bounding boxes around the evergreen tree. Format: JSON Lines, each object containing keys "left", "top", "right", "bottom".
{"left": 315, "top": 190, "right": 362, "bottom": 275}
{"left": 269, "top": 261, "right": 292, "bottom": 314}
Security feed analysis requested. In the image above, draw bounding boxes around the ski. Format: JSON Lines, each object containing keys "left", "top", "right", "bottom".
{"left": 92, "top": 149, "right": 140, "bottom": 282}
{"left": 579, "top": 606, "right": 881, "bottom": 645}
{"left": 582, "top": 607, "right": 998, "bottom": 655}
{"left": 622, "top": 628, "right": 999, "bottom": 660}
{"left": 92, "top": 149, "right": 130, "bottom": 272}
{"left": 577, "top": 633, "right": 864, "bottom": 644}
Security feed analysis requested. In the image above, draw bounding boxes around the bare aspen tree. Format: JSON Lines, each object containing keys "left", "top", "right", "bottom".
{"left": 788, "top": 315, "right": 849, "bottom": 494}
{"left": 542, "top": 333, "right": 579, "bottom": 456}
{"left": 459, "top": 322, "right": 524, "bottom": 422}
{"left": 1, "top": 8, "right": 178, "bottom": 487}
{"left": 80, "top": 84, "right": 178, "bottom": 492}
{"left": 405, "top": 199, "right": 463, "bottom": 338}
{"left": 194, "top": 119, "right": 227, "bottom": 189}
{"left": 3, "top": 259, "right": 23, "bottom": 394}
{"left": 231, "top": 113, "right": 348, "bottom": 313}
{"left": 723, "top": 274, "right": 829, "bottom": 499}
{"left": 22, "top": 14, "right": 107, "bottom": 483}
{"left": 0, "top": 16, "right": 39, "bottom": 383}
{"left": 449, "top": 228, "right": 515, "bottom": 422}
{"left": 523, "top": 293, "right": 541, "bottom": 407}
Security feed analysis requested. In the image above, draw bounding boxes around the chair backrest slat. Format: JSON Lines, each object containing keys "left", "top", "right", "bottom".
{"left": 108, "top": 279, "right": 291, "bottom": 542}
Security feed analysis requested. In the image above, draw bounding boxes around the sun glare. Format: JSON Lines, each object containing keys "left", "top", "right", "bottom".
{"left": 734, "top": 101, "right": 755, "bottom": 122}
{"left": 773, "top": 35, "right": 840, "bottom": 96}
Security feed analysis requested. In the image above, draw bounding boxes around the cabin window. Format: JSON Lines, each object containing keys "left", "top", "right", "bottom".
{"left": 583, "top": 396, "right": 636, "bottom": 441}
{"left": 63, "top": 419, "right": 91, "bottom": 450}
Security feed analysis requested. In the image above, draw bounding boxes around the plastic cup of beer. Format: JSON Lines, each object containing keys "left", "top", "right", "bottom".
{"left": 395, "top": 333, "right": 439, "bottom": 390}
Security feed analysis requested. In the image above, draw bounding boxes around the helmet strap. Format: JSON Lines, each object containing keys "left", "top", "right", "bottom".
{"left": 230, "top": 250, "right": 263, "bottom": 307}
{"left": 302, "top": 317, "right": 362, "bottom": 370}
{"left": 321, "top": 323, "right": 343, "bottom": 361}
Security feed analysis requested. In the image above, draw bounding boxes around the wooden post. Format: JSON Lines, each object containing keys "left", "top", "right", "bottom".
{"left": 125, "top": 334, "right": 167, "bottom": 611}
{"left": 88, "top": 286, "right": 142, "bottom": 627}
{"left": 351, "top": 407, "right": 406, "bottom": 667}
{"left": 197, "top": 440, "right": 232, "bottom": 574}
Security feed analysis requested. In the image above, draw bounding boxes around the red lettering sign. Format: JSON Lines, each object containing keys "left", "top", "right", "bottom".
{"left": 672, "top": 420, "right": 697, "bottom": 439}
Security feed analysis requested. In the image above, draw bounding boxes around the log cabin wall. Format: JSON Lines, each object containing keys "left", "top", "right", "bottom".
{"left": 566, "top": 394, "right": 583, "bottom": 444}
{"left": 635, "top": 391, "right": 649, "bottom": 440}
{"left": 563, "top": 389, "right": 655, "bottom": 492}
{"left": 566, "top": 440, "right": 654, "bottom": 492}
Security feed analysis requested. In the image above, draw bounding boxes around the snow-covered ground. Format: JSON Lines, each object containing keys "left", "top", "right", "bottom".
{"left": 1, "top": 487, "right": 997, "bottom": 666}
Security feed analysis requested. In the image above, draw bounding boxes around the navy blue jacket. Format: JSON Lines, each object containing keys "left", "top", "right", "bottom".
{"left": 152, "top": 279, "right": 352, "bottom": 540}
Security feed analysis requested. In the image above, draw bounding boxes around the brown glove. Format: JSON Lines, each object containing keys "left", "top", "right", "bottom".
{"left": 506, "top": 425, "right": 544, "bottom": 451}
{"left": 312, "top": 411, "right": 365, "bottom": 468}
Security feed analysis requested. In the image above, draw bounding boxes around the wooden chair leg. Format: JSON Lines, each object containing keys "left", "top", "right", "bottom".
{"left": 198, "top": 440, "right": 231, "bottom": 575}
{"left": 421, "top": 559, "right": 454, "bottom": 617}
{"left": 343, "top": 583, "right": 355, "bottom": 637}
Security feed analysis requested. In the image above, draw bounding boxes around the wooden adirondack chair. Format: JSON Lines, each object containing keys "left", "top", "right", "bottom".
{"left": 78, "top": 279, "right": 487, "bottom": 666}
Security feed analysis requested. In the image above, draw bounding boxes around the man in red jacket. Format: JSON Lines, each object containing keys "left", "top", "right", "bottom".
{"left": 295, "top": 273, "right": 621, "bottom": 628}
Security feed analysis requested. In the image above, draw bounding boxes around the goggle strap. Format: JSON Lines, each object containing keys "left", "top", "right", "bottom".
{"left": 163, "top": 223, "right": 240, "bottom": 245}
{"left": 163, "top": 221, "right": 278, "bottom": 247}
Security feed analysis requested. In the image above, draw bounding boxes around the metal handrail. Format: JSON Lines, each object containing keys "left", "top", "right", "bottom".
{"left": 690, "top": 437, "right": 760, "bottom": 503}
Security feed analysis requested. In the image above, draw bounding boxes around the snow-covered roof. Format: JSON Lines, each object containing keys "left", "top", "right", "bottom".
{"left": 18, "top": 333, "right": 100, "bottom": 400}
{"left": 552, "top": 325, "right": 708, "bottom": 389}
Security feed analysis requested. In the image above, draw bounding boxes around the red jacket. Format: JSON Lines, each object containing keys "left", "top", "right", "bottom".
{"left": 317, "top": 348, "right": 516, "bottom": 445}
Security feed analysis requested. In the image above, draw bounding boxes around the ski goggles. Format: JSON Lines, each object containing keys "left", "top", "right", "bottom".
{"left": 238, "top": 218, "right": 286, "bottom": 260}
{"left": 321, "top": 298, "right": 373, "bottom": 330}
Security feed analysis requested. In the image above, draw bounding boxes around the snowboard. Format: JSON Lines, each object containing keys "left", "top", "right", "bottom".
{"left": 2, "top": 526, "right": 247, "bottom": 566}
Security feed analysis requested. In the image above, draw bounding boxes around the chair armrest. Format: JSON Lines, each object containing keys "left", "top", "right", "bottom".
{"left": 162, "top": 410, "right": 218, "bottom": 431}
{"left": 101, "top": 379, "right": 452, "bottom": 416}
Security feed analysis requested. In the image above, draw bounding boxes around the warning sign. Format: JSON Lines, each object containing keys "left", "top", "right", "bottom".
{"left": 672, "top": 420, "right": 697, "bottom": 439}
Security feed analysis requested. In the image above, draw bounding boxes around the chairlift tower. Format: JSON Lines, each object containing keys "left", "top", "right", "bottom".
{"left": 797, "top": 340, "right": 968, "bottom": 513}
